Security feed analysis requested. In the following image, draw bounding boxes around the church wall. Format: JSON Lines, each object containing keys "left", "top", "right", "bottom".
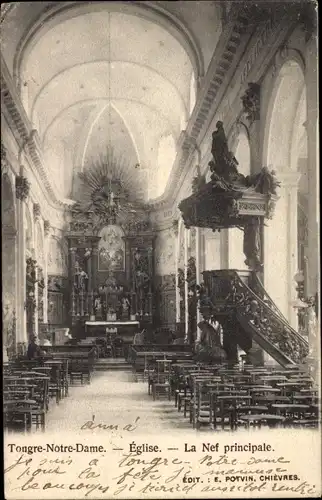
{"left": 2, "top": 66, "right": 68, "bottom": 347}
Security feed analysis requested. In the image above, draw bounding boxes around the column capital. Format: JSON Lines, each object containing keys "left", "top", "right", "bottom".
{"left": 15, "top": 174, "right": 30, "bottom": 201}
{"left": 3, "top": 225, "right": 17, "bottom": 238}
{"left": 274, "top": 169, "right": 301, "bottom": 188}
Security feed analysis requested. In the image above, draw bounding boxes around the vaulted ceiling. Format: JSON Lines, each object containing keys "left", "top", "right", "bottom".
{"left": 1, "top": 1, "right": 222, "bottom": 203}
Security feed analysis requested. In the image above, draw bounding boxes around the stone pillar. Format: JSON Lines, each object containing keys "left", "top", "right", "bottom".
{"left": 43, "top": 226, "right": 49, "bottom": 324}
{"left": 87, "top": 252, "right": 92, "bottom": 292}
{"left": 264, "top": 170, "right": 300, "bottom": 323}
{"left": 305, "top": 35, "right": 319, "bottom": 298}
{"left": 34, "top": 279, "right": 39, "bottom": 336}
{"left": 68, "top": 246, "right": 76, "bottom": 283}
{"left": 227, "top": 228, "right": 246, "bottom": 270}
{"left": 195, "top": 227, "right": 201, "bottom": 343}
{"left": 2, "top": 225, "right": 17, "bottom": 357}
{"left": 175, "top": 232, "right": 180, "bottom": 323}
{"left": 92, "top": 246, "right": 99, "bottom": 291}
{"left": 184, "top": 228, "right": 189, "bottom": 340}
{"left": 34, "top": 225, "right": 39, "bottom": 336}
{"left": 286, "top": 178, "right": 301, "bottom": 329}
{"left": 16, "top": 192, "right": 27, "bottom": 344}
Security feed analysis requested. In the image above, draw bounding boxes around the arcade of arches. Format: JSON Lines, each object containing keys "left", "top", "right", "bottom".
{"left": 1, "top": 2, "right": 319, "bottom": 381}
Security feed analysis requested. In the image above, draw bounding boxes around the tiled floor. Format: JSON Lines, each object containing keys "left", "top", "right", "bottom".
{"left": 45, "top": 369, "right": 196, "bottom": 435}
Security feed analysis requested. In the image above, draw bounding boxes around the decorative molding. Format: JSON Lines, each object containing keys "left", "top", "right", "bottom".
{"left": 44, "top": 219, "right": 51, "bottom": 236}
{"left": 241, "top": 82, "right": 260, "bottom": 123}
{"left": 1, "top": 140, "right": 9, "bottom": 175}
{"left": 33, "top": 202, "right": 41, "bottom": 221}
{"left": 15, "top": 174, "right": 30, "bottom": 201}
{"left": 1, "top": 55, "right": 66, "bottom": 209}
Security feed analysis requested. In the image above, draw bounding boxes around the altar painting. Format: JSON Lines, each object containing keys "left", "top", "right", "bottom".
{"left": 98, "top": 225, "right": 125, "bottom": 271}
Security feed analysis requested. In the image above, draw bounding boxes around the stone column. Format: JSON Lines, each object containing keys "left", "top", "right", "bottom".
{"left": 16, "top": 185, "right": 27, "bottom": 344}
{"left": 34, "top": 279, "right": 39, "bottom": 335}
{"left": 305, "top": 35, "right": 319, "bottom": 298}
{"left": 195, "top": 227, "right": 201, "bottom": 343}
{"left": 264, "top": 170, "right": 300, "bottom": 323}
{"left": 33, "top": 223, "right": 39, "bottom": 336}
{"left": 87, "top": 252, "right": 92, "bottom": 292}
{"left": 175, "top": 222, "right": 180, "bottom": 323}
{"left": 227, "top": 228, "right": 246, "bottom": 270}
{"left": 2, "top": 225, "right": 17, "bottom": 358}
{"left": 43, "top": 223, "right": 50, "bottom": 324}
{"left": 92, "top": 246, "right": 99, "bottom": 291}
{"left": 184, "top": 228, "right": 189, "bottom": 340}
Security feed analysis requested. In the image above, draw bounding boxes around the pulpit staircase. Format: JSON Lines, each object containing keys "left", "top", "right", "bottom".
{"left": 199, "top": 270, "right": 309, "bottom": 367}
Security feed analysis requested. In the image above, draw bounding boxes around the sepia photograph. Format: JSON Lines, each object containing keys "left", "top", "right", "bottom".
{"left": 1, "top": 1, "right": 320, "bottom": 498}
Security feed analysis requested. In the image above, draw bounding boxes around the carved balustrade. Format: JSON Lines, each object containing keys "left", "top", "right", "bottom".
{"left": 199, "top": 270, "right": 309, "bottom": 365}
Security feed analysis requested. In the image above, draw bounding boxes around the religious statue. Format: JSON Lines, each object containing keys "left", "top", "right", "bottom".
{"left": 74, "top": 261, "right": 88, "bottom": 291}
{"left": 211, "top": 121, "right": 230, "bottom": 167}
{"left": 94, "top": 296, "right": 102, "bottom": 315}
{"left": 120, "top": 296, "right": 131, "bottom": 320}
{"left": 209, "top": 121, "right": 243, "bottom": 185}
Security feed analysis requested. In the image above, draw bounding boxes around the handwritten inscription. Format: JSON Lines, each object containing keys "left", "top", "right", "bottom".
{"left": 5, "top": 446, "right": 318, "bottom": 498}
{"left": 80, "top": 415, "right": 140, "bottom": 432}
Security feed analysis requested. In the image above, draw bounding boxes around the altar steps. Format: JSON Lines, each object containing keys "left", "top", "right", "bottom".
{"left": 94, "top": 357, "right": 131, "bottom": 372}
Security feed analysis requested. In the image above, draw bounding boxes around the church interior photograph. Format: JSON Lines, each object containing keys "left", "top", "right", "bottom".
{"left": 1, "top": 1, "right": 320, "bottom": 434}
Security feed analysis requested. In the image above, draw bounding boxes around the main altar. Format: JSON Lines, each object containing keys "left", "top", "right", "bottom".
{"left": 66, "top": 157, "right": 156, "bottom": 343}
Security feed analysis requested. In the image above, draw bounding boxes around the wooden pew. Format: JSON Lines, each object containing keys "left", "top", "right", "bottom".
{"left": 129, "top": 344, "right": 194, "bottom": 372}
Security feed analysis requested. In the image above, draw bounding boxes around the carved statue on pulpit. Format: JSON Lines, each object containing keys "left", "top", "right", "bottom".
{"left": 209, "top": 121, "right": 244, "bottom": 186}
{"left": 211, "top": 121, "right": 230, "bottom": 168}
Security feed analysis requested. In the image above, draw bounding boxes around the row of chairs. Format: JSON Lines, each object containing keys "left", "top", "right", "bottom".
{"left": 146, "top": 360, "right": 320, "bottom": 430}
{"left": 3, "top": 353, "right": 96, "bottom": 432}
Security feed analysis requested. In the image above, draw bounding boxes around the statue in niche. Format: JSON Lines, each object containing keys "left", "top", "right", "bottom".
{"left": 94, "top": 296, "right": 102, "bottom": 316}
{"left": 119, "top": 295, "right": 131, "bottom": 320}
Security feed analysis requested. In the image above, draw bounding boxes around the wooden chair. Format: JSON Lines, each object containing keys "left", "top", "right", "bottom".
{"left": 4, "top": 377, "right": 48, "bottom": 432}
{"left": 69, "top": 357, "right": 92, "bottom": 385}
{"left": 152, "top": 360, "right": 172, "bottom": 401}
